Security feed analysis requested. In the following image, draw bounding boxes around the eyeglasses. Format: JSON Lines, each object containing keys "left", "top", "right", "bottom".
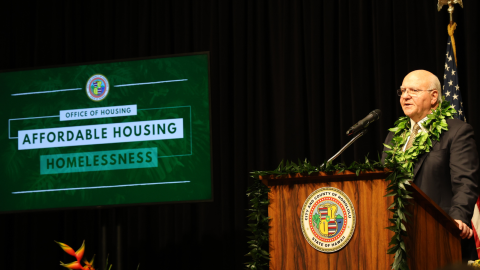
{"left": 397, "top": 88, "right": 435, "bottom": 97}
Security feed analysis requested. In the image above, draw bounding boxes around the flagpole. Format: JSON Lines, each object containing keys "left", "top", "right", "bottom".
{"left": 438, "top": 0, "right": 463, "bottom": 66}
{"left": 437, "top": 0, "right": 463, "bottom": 21}
{"left": 438, "top": 1, "right": 479, "bottom": 262}
{"left": 447, "top": 2, "right": 456, "bottom": 25}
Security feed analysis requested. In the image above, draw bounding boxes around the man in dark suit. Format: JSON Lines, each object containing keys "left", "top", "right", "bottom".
{"left": 381, "top": 70, "right": 480, "bottom": 260}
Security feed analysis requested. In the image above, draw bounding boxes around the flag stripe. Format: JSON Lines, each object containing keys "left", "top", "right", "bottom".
{"left": 473, "top": 200, "right": 480, "bottom": 258}
{"left": 473, "top": 211, "right": 480, "bottom": 259}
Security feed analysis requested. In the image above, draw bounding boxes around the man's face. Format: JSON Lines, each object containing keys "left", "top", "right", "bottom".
{"left": 400, "top": 71, "right": 437, "bottom": 122}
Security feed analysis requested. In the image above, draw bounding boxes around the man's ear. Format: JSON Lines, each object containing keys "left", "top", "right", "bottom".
{"left": 431, "top": 90, "right": 438, "bottom": 105}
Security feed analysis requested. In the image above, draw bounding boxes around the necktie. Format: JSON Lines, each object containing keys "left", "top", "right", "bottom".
{"left": 405, "top": 124, "right": 421, "bottom": 151}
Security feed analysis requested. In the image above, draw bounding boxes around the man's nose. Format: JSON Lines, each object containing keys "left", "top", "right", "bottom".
{"left": 401, "top": 90, "right": 412, "bottom": 99}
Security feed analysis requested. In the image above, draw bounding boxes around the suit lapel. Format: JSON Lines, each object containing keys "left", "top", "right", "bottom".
{"left": 413, "top": 139, "right": 439, "bottom": 176}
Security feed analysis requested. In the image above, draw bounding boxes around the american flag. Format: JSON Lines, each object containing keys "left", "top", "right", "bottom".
{"left": 443, "top": 36, "right": 466, "bottom": 122}
{"left": 474, "top": 199, "right": 480, "bottom": 258}
{"left": 444, "top": 34, "right": 480, "bottom": 257}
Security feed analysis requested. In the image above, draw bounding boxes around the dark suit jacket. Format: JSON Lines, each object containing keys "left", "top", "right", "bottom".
{"left": 381, "top": 118, "right": 480, "bottom": 226}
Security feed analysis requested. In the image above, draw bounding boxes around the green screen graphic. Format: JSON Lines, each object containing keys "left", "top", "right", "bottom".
{"left": 0, "top": 53, "right": 212, "bottom": 212}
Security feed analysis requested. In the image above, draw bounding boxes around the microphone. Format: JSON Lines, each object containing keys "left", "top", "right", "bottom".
{"left": 346, "top": 109, "right": 382, "bottom": 136}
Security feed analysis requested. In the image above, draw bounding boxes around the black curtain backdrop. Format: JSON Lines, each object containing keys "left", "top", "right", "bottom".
{"left": 1, "top": 1, "right": 479, "bottom": 269}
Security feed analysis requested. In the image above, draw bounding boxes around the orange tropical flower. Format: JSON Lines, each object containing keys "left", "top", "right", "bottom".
{"left": 75, "top": 241, "right": 85, "bottom": 262}
{"left": 59, "top": 261, "right": 83, "bottom": 270}
{"left": 55, "top": 240, "right": 94, "bottom": 270}
{"left": 83, "top": 254, "right": 95, "bottom": 270}
{"left": 55, "top": 241, "right": 77, "bottom": 257}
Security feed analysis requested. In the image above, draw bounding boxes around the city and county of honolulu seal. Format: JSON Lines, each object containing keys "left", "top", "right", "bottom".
{"left": 300, "top": 187, "right": 356, "bottom": 253}
{"left": 86, "top": 74, "right": 110, "bottom": 102}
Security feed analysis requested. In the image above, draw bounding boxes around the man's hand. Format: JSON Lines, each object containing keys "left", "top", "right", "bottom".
{"left": 455, "top": 219, "right": 473, "bottom": 239}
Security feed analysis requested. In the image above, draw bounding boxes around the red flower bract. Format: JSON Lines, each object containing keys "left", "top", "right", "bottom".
{"left": 55, "top": 240, "right": 94, "bottom": 270}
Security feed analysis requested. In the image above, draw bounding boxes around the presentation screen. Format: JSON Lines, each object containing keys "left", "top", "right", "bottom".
{"left": 0, "top": 53, "right": 212, "bottom": 213}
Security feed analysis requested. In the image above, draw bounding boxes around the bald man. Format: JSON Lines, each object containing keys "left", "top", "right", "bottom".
{"left": 381, "top": 70, "right": 480, "bottom": 260}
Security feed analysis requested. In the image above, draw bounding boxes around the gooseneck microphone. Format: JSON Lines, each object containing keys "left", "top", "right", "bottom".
{"left": 346, "top": 109, "right": 382, "bottom": 136}
{"left": 322, "top": 109, "right": 380, "bottom": 166}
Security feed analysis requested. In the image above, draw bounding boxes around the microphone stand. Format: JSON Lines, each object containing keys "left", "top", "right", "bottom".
{"left": 320, "top": 129, "right": 368, "bottom": 167}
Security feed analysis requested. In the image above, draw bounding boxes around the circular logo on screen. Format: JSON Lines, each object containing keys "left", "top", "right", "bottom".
{"left": 300, "top": 187, "right": 356, "bottom": 253}
{"left": 86, "top": 74, "right": 110, "bottom": 102}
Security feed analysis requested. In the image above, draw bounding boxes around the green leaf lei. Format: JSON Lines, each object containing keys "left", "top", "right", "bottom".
{"left": 383, "top": 100, "right": 456, "bottom": 270}
{"left": 245, "top": 177, "right": 271, "bottom": 270}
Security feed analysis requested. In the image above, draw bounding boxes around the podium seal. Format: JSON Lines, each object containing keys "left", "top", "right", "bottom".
{"left": 300, "top": 187, "right": 356, "bottom": 253}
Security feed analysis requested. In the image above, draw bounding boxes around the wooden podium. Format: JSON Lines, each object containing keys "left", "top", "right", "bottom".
{"left": 260, "top": 170, "right": 462, "bottom": 270}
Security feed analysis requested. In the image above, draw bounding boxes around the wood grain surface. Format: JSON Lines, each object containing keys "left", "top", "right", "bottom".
{"left": 262, "top": 171, "right": 462, "bottom": 270}
{"left": 405, "top": 184, "right": 462, "bottom": 269}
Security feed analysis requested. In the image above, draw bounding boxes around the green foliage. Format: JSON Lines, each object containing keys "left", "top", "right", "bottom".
{"left": 250, "top": 155, "right": 384, "bottom": 179}
{"left": 245, "top": 178, "right": 271, "bottom": 270}
{"left": 383, "top": 100, "right": 454, "bottom": 270}
{"left": 104, "top": 254, "right": 113, "bottom": 270}
{"left": 102, "top": 254, "right": 140, "bottom": 270}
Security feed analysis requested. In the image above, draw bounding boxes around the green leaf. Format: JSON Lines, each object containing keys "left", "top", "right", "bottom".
{"left": 387, "top": 245, "right": 398, "bottom": 254}
{"left": 388, "top": 237, "right": 399, "bottom": 246}
{"left": 402, "top": 179, "right": 411, "bottom": 185}
{"left": 275, "top": 160, "right": 284, "bottom": 172}
{"left": 386, "top": 172, "right": 396, "bottom": 181}
{"left": 385, "top": 226, "right": 398, "bottom": 232}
